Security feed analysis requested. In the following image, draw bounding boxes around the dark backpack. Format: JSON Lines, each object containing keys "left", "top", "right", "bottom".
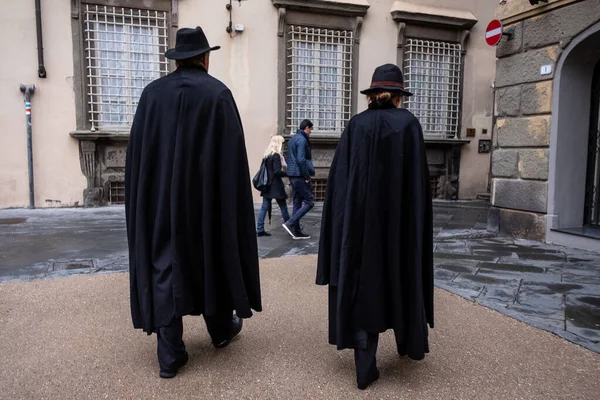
{"left": 252, "top": 158, "right": 270, "bottom": 191}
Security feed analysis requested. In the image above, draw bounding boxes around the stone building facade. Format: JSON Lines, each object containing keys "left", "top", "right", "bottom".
{"left": 1, "top": 0, "right": 497, "bottom": 209}
{"left": 490, "top": 0, "right": 600, "bottom": 251}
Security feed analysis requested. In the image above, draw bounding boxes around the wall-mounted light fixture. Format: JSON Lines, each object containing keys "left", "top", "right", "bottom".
{"left": 226, "top": 0, "right": 248, "bottom": 37}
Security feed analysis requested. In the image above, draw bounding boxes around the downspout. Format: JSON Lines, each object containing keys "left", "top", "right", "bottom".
{"left": 35, "top": 0, "right": 47, "bottom": 78}
{"left": 488, "top": 80, "right": 497, "bottom": 195}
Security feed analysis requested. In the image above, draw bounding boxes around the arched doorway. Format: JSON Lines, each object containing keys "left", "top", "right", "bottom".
{"left": 547, "top": 22, "right": 600, "bottom": 251}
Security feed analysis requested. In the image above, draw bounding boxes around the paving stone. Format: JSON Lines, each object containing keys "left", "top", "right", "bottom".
{"left": 561, "top": 272, "right": 600, "bottom": 285}
{"left": 479, "top": 284, "right": 520, "bottom": 303}
{"left": 436, "top": 280, "right": 483, "bottom": 301}
{"left": 565, "top": 295, "right": 600, "bottom": 343}
{"left": 435, "top": 241, "right": 471, "bottom": 254}
{"left": 478, "top": 262, "right": 545, "bottom": 274}
{"left": 434, "top": 259, "right": 481, "bottom": 269}
{"left": 472, "top": 249, "right": 519, "bottom": 258}
{"left": 434, "top": 253, "right": 499, "bottom": 262}
{"left": 497, "top": 256, "right": 561, "bottom": 269}
{"left": 434, "top": 269, "right": 458, "bottom": 281}
{"left": 435, "top": 264, "right": 478, "bottom": 274}
{"left": 455, "top": 273, "right": 518, "bottom": 286}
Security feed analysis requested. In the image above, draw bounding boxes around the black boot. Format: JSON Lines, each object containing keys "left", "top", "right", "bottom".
{"left": 214, "top": 314, "right": 243, "bottom": 348}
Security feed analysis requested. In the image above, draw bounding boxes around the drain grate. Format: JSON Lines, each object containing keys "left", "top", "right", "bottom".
{"left": 52, "top": 260, "right": 94, "bottom": 271}
{"left": 0, "top": 218, "right": 27, "bottom": 225}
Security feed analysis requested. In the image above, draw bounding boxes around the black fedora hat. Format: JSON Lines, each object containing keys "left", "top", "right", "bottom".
{"left": 360, "top": 64, "right": 413, "bottom": 97}
{"left": 165, "top": 26, "right": 220, "bottom": 60}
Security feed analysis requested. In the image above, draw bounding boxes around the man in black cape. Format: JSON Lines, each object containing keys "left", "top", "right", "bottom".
{"left": 316, "top": 64, "right": 434, "bottom": 390}
{"left": 125, "top": 26, "right": 261, "bottom": 379}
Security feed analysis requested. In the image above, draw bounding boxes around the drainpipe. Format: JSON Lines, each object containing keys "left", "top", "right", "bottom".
{"left": 35, "top": 0, "right": 47, "bottom": 78}
{"left": 19, "top": 84, "right": 36, "bottom": 209}
{"left": 488, "top": 80, "right": 497, "bottom": 195}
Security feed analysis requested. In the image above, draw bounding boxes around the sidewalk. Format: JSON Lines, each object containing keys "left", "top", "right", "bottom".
{"left": 0, "top": 201, "right": 599, "bottom": 353}
{"left": 1, "top": 256, "right": 599, "bottom": 399}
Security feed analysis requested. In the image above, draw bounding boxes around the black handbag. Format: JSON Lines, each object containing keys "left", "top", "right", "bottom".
{"left": 252, "top": 158, "right": 270, "bottom": 191}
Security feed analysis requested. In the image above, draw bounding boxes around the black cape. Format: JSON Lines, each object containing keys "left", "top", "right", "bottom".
{"left": 316, "top": 104, "right": 433, "bottom": 360}
{"left": 125, "top": 66, "right": 262, "bottom": 334}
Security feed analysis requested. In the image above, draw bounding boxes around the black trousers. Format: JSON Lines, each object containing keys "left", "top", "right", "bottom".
{"left": 353, "top": 330, "right": 380, "bottom": 386}
{"left": 156, "top": 312, "right": 233, "bottom": 372}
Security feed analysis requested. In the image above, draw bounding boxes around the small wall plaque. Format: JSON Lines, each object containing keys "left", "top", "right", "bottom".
{"left": 478, "top": 139, "right": 492, "bottom": 153}
{"left": 482, "top": 129, "right": 488, "bottom": 135}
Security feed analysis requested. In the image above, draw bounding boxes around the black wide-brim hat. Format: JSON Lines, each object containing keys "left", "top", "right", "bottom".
{"left": 165, "top": 26, "right": 221, "bottom": 60}
{"left": 360, "top": 63, "right": 413, "bottom": 97}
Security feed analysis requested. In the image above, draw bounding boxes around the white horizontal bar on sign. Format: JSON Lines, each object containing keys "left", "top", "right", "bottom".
{"left": 485, "top": 28, "right": 503, "bottom": 39}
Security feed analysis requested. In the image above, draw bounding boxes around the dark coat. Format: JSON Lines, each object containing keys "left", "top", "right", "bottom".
{"left": 316, "top": 103, "right": 434, "bottom": 361}
{"left": 260, "top": 153, "right": 287, "bottom": 200}
{"left": 125, "top": 66, "right": 262, "bottom": 334}
{"left": 285, "top": 130, "right": 315, "bottom": 179}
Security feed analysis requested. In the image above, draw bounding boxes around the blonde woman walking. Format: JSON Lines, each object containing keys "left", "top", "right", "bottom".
{"left": 256, "top": 135, "right": 290, "bottom": 236}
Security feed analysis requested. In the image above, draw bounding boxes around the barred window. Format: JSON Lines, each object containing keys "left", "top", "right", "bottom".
{"left": 287, "top": 26, "right": 353, "bottom": 134}
{"left": 84, "top": 4, "right": 169, "bottom": 130}
{"left": 404, "top": 39, "right": 462, "bottom": 138}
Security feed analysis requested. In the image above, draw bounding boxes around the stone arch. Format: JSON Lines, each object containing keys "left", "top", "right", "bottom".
{"left": 547, "top": 21, "right": 600, "bottom": 251}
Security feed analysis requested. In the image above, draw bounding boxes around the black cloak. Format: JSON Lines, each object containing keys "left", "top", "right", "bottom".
{"left": 125, "top": 66, "right": 262, "bottom": 334}
{"left": 316, "top": 103, "right": 433, "bottom": 360}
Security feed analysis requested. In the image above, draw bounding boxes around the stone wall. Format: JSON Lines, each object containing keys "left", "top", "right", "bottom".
{"left": 490, "top": 0, "right": 600, "bottom": 240}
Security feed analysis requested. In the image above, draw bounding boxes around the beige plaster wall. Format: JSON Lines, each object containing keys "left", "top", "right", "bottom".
{"left": 178, "top": 0, "right": 279, "bottom": 201}
{"left": 388, "top": 0, "right": 497, "bottom": 199}
{"left": 0, "top": 0, "right": 85, "bottom": 208}
{"left": 0, "top": 0, "right": 497, "bottom": 208}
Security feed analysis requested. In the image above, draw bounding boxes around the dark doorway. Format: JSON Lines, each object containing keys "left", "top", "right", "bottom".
{"left": 584, "top": 60, "right": 600, "bottom": 227}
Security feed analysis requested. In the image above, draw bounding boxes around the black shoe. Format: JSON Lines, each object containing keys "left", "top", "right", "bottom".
{"left": 214, "top": 314, "right": 243, "bottom": 349}
{"left": 159, "top": 351, "right": 189, "bottom": 379}
{"left": 282, "top": 222, "right": 296, "bottom": 239}
{"left": 293, "top": 230, "right": 310, "bottom": 240}
{"left": 357, "top": 369, "right": 380, "bottom": 390}
{"left": 257, "top": 231, "right": 271, "bottom": 237}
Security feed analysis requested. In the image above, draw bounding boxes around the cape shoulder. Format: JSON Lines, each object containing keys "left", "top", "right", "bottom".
{"left": 141, "top": 68, "right": 233, "bottom": 102}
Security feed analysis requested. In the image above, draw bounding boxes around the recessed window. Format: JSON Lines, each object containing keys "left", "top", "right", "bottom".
{"left": 84, "top": 4, "right": 169, "bottom": 130}
{"left": 286, "top": 26, "right": 353, "bottom": 134}
{"left": 404, "top": 39, "right": 462, "bottom": 138}
{"left": 108, "top": 181, "right": 126, "bottom": 204}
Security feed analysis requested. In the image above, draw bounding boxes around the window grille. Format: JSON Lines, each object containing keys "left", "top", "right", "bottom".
{"left": 312, "top": 179, "right": 328, "bottom": 202}
{"left": 404, "top": 39, "right": 462, "bottom": 138}
{"left": 430, "top": 175, "right": 441, "bottom": 199}
{"left": 287, "top": 26, "right": 353, "bottom": 134}
{"left": 84, "top": 4, "right": 169, "bottom": 130}
{"left": 108, "top": 181, "right": 126, "bottom": 204}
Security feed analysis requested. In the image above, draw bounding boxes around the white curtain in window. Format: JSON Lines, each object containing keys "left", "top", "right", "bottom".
{"left": 97, "top": 23, "right": 126, "bottom": 126}
{"left": 94, "top": 23, "right": 160, "bottom": 127}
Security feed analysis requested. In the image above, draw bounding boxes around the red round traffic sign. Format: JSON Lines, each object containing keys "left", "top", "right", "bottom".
{"left": 486, "top": 19, "right": 503, "bottom": 46}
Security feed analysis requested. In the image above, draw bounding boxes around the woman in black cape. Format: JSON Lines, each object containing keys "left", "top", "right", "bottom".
{"left": 316, "top": 64, "right": 434, "bottom": 390}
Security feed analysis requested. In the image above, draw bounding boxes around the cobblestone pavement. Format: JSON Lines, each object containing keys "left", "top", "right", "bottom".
{"left": 1, "top": 201, "right": 599, "bottom": 353}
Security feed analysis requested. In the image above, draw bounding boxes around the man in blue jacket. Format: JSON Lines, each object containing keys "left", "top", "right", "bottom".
{"left": 283, "top": 119, "right": 315, "bottom": 239}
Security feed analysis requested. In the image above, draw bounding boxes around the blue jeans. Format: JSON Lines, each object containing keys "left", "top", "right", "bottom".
{"left": 257, "top": 197, "right": 290, "bottom": 233}
{"left": 288, "top": 177, "right": 315, "bottom": 231}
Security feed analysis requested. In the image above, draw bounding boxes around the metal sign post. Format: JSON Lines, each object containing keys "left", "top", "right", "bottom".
{"left": 19, "top": 84, "right": 36, "bottom": 209}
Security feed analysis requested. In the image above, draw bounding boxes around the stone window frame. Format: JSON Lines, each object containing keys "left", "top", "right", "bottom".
{"left": 70, "top": 0, "right": 179, "bottom": 136}
{"left": 272, "top": 0, "right": 369, "bottom": 139}
{"left": 391, "top": 3, "right": 477, "bottom": 140}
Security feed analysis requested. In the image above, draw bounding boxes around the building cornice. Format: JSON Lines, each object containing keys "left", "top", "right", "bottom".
{"left": 272, "top": 0, "right": 370, "bottom": 18}
{"left": 391, "top": 1, "right": 477, "bottom": 30}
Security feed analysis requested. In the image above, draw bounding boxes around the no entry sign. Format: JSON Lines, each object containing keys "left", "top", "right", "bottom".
{"left": 486, "top": 19, "right": 503, "bottom": 46}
